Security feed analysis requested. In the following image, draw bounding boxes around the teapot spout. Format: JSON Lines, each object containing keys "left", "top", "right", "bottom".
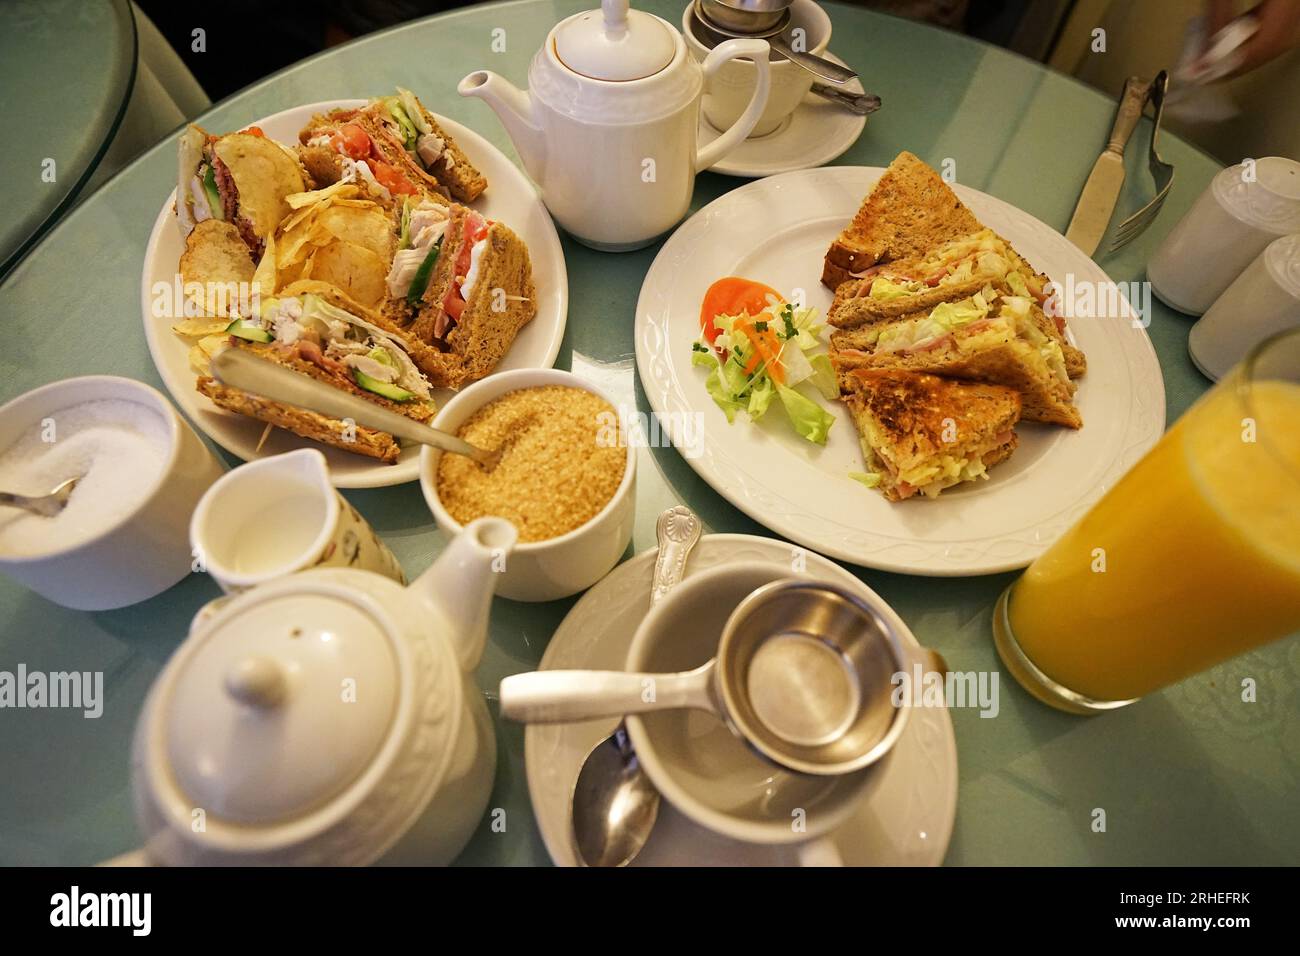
{"left": 412, "top": 517, "right": 518, "bottom": 672}
{"left": 458, "top": 70, "right": 546, "bottom": 183}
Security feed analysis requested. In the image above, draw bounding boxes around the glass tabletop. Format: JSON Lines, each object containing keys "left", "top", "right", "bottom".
{"left": 1, "top": 0, "right": 1293, "bottom": 866}
{"left": 0, "top": 0, "right": 136, "bottom": 278}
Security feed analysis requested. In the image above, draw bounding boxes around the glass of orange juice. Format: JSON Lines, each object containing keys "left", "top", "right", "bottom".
{"left": 993, "top": 327, "right": 1300, "bottom": 714}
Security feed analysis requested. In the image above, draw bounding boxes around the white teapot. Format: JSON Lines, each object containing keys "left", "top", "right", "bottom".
{"left": 120, "top": 515, "right": 517, "bottom": 866}
{"left": 459, "top": 0, "right": 770, "bottom": 251}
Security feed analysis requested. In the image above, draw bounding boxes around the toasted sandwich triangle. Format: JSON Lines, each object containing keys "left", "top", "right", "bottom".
{"left": 840, "top": 368, "right": 1021, "bottom": 500}
{"left": 822, "top": 152, "right": 982, "bottom": 290}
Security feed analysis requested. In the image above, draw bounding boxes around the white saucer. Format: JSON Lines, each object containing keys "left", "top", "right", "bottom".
{"left": 701, "top": 53, "right": 868, "bottom": 178}
{"left": 523, "top": 533, "right": 958, "bottom": 866}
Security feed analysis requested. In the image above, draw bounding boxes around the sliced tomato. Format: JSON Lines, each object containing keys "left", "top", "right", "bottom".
{"left": 370, "top": 159, "right": 418, "bottom": 195}
{"left": 453, "top": 213, "right": 491, "bottom": 282}
{"left": 332, "top": 123, "right": 372, "bottom": 160}
{"left": 699, "top": 276, "right": 782, "bottom": 350}
{"left": 443, "top": 293, "right": 467, "bottom": 323}
{"left": 240, "top": 126, "right": 265, "bottom": 137}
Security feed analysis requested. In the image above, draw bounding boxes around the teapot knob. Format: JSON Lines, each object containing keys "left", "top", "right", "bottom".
{"left": 225, "top": 656, "right": 288, "bottom": 709}
{"left": 603, "top": 0, "right": 629, "bottom": 39}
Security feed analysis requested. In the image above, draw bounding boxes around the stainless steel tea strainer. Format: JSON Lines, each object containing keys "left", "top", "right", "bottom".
{"left": 500, "top": 578, "right": 934, "bottom": 776}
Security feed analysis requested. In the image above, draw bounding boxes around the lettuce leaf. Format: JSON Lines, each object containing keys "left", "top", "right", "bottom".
{"left": 808, "top": 353, "right": 839, "bottom": 400}
{"left": 703, "top": 366, "right": 744, "bottom": 423}
{"left": 1005, "top": 271, "right": 1030, "bottom": 298}
{"left": 869, "top": 277, "right": 918, "bottom": 300}
{"left": 777, "top": 384, "right": 834, "bottom": 445}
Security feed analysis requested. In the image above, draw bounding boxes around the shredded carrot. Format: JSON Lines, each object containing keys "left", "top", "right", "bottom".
{"left": 735, "top": 318, "right": 786, "bottom": 385}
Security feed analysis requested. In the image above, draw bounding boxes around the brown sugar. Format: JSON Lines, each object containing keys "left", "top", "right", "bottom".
{"left": 436, "top": 385, "right": 626, "bottom": 542}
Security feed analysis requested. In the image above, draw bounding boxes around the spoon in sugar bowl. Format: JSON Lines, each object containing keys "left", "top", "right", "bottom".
{"left": 0, "top": 476, "right": 81, "bottom": 517}
{"left": 210, "top": 348, "right": 503, "bottom": 469}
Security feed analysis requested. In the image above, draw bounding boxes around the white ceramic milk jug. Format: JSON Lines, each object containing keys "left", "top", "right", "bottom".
{"left": 459, "top": 0, "right": 771, "bottom": 251}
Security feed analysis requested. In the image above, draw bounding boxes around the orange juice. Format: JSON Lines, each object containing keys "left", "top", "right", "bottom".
{"left": 999, "top": 376, "right": 1300, "bottom": 705}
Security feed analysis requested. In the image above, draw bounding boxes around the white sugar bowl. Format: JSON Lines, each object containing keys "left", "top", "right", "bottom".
{"left": 121, "top": 517, "right": 517, "bottom": 866}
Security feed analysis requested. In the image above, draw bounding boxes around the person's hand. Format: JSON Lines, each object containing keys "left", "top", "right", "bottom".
{"left": 1201, "top": 0, "right": 1300, "bottom": 77}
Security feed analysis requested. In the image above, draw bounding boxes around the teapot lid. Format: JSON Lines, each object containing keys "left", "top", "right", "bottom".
{"left": 554, "top": 0, "right": 676, "bottom": 82}
{"left": 160, "top": 589, "right": 400, "bottom": 825}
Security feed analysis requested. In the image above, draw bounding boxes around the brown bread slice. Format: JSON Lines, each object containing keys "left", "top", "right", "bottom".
{"left": 198, "top": 377, "right": 401, "bottom": 463}
{"left": 195, "top": 341, "right": 436, "bottom": 463}
{"left": 405, "top": 99, "right": 488, "bottom": 203}
{"left": 823, "top": 152, "right": 982, "bottom": 290}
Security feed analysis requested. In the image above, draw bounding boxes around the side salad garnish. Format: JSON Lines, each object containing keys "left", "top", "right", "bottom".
{"left": 692, "top": 277, "right": 838, "bottom": 445}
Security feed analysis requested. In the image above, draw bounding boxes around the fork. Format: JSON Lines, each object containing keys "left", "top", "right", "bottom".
{"left": 1109, "top": 70, "right": 1174, "bottom": 252}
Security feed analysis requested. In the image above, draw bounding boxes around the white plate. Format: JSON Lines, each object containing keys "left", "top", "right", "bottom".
{"left": 635, "top": 166, "right": 1166, "bottom": 575}
{"left": 141, "top": 101, "right": 568, "bottom": 488}
{"left": 524, "top": 533, "right": 958, "bottom": 866}
{"left": 702, "top": 53, "right": 867, "bottom": 178}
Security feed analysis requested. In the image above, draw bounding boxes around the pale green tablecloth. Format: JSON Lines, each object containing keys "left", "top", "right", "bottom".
{"left": 0, "top": 0, "right": 135, "bottom": 275}
{"left": 1, "top": 0, "right": 1294, "bottom": 865}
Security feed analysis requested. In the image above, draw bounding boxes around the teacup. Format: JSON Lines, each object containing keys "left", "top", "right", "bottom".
{"left": 685, "top": 0, "right": 832, "bottom": 138}
{"left": 624, "top": 561, "right": 896, "bottom": 854}
{"left": 190, "top": 448, "right": 404, "bottom": 595}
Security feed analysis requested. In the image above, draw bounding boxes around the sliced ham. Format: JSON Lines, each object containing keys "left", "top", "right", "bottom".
{"left": 294, "top": 339, "right": 349, "bottom": 377}
{"left": 902, "top": 332, "right": 952, "bottom": 354}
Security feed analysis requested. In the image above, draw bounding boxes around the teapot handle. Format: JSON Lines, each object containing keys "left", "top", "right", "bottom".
{"left": 695, "top": 38, "right": 772, "bottom": 173}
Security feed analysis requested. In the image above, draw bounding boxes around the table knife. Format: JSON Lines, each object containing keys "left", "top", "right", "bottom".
{"left": 1065, "top": 76, "right": 1150, "bottom": 257}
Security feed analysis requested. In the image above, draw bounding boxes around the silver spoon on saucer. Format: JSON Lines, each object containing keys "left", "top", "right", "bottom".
{"left": 0, "top": 476, "right": 80, "bottom": 517}
{"left": 569, "top": 505, "right": 702, "bottom": 867}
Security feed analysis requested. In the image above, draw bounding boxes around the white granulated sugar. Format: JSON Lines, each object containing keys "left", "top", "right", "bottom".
{"left": 0, "top": 399, "right": 171, "bottom": 558}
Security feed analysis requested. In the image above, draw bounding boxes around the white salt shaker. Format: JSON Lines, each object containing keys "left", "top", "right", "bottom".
{"left": 1147, "top": 157, "right": 1300, "bottom": 315}
{"left": 1188, "top": 234, "right": 1300, "bottom": 381}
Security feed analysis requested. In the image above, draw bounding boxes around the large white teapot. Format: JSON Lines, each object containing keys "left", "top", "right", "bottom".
{"left": 459, "top": 0, "right": 771, "bottom": 251}
{"left": 123, "top": 516, "right": 517, "bottom": 866}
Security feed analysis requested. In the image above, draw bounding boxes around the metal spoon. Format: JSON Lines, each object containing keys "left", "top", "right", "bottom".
{"left": 810, "top": 83, "right": 881, "bottom": 116}
{"left": 210, "top": 347, "right": 501, "bottom": 468}
{"left": 767, "top": 32, "right": 857, "bottom": 86}
{"left": 569, "top": 505, "right": 702, "bottom": 867}
{"left": 691, "top": 0, "right": 858, "bottom": 86}
{"left": 0, "top": 476, "right": 80, "bottom": 517}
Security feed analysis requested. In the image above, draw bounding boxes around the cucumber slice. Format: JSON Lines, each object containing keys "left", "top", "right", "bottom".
{"left": 398, "top": 197, "right": 412, "bottom": 250}
{"left": 355, "top": 370, "right": 415, "bottom": 402}
{"left": 203, "top": 165, "right": 223, "bottom": 220}
{"left": 406, "top": 236, "right": 444, "bottom": 306}
{"left": 225, "top": 317, "right": 271, "bottom": 343}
